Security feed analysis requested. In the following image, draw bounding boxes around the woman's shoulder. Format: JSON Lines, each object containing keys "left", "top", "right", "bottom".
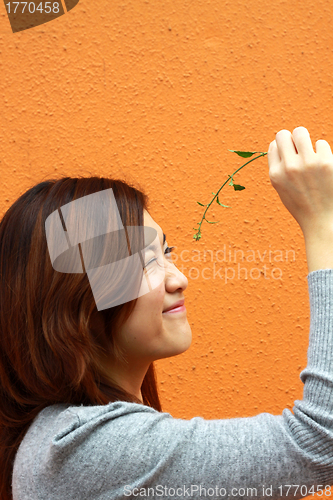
{"left": 16, "top": 400, "right": 170, "bottom": 455}
{"left": 13, "top": 400, "right": 171, "bottom": 492}
{"left": 23, "top": 400, "right": 164, "bottom": 443}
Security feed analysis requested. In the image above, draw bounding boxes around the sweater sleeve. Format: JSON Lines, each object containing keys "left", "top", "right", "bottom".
{"left": 12, "top": 269, "right": 333, "bottom": 500}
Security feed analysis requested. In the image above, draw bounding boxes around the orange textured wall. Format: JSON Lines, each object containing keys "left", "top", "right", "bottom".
{"left": 0, "top": 0, "right": 332, "bottom": 446}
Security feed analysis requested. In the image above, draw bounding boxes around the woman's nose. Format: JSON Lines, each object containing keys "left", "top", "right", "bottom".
{"left": 165, "top": 261, "right": 188, "bottom": 291}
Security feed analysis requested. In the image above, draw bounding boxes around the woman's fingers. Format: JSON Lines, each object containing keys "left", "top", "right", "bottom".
{"left": 290, "top": 127, "right": 315, "bottom": 161}
{"left": 315, "top": 139, "right": 333, "bottom": 157}
{"left": 275, "top": 129, "right": 299, "bottom": 165}
{"left": 274, "top": 127, "right": 316, "bottom": 166}
{"left": 267, "top": 140, "right": 282, "bottom": 187}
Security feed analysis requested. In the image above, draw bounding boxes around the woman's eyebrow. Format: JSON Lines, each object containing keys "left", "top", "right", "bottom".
{"left": 163, "top": 233, "right": 166, "bottom": 246}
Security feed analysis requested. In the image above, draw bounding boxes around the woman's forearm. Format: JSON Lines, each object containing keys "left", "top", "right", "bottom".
{"left": 304, "top": 229, "right": 333, "bottom": 273}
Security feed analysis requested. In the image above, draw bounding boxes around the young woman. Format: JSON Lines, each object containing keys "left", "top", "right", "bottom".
{"left": 1, "top": 126, "right": 333, "bottom": 500}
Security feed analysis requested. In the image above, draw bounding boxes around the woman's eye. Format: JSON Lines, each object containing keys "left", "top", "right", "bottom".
{"left": 144, "top": 246, "right": 175, "bottom": 267}
{"left": 145, "top": 257, "right": 156, "bottom": 266}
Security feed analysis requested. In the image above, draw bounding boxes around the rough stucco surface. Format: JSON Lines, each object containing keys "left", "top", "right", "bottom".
{"left": 0, "top": 0, "right": 333, "bottom": 436}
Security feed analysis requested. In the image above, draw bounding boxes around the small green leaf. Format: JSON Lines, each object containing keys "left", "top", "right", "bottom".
{"left": 228, "top": 179, "right": 234, "bottom": 186}
{"left": 197, "top": 202, "right": 205, "bottom": 206}
{"left": 205, "top": 219, "right": 219, "bottom": 224}
{"left": 228, "top": 150, "right": 256, "bottom": 158}
{"left": 233, "top": 184, "right": 245, "bottom": 191}
{"left": 216, "top": 196, "right": 230, "bottom": 208}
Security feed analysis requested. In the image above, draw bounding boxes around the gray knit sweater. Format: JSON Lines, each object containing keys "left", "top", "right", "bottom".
{"left": 12, "top": 269, "right": 333, "bottom": 500}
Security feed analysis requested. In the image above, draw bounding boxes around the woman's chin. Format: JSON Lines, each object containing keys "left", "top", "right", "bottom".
{"left": 156, "top": 333, "right": 192, "bottom": 360}
{"left": 171, "top": 326, "right": 192, "bottom": 356}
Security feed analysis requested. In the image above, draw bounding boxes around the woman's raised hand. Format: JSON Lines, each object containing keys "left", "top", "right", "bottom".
{"left": 268, "top": 127, "right": 333, "bottom": 239}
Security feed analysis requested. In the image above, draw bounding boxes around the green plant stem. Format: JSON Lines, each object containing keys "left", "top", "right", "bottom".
{"left": 193, "top": 152, "right": 268, "bottom": 241}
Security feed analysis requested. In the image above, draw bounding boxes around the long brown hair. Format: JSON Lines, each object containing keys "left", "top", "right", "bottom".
{"left": 0, "top": 176, "right": 162, "bottom": 500}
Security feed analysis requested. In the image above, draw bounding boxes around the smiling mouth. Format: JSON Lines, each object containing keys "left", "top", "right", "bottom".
{"left": 162, "top": 305, "right": 186, "bottom": 314}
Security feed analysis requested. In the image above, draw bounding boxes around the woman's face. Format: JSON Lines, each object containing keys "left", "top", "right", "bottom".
{"left": 114, "top": 210, "right": 191, "bottom": 367}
